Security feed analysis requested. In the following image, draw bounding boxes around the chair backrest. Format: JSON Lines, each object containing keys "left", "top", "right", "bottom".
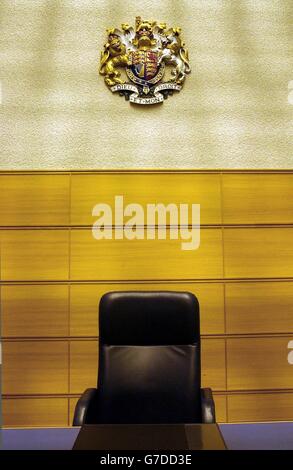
{"left": 95, "top": 291, "right": 201, "bottom": 424}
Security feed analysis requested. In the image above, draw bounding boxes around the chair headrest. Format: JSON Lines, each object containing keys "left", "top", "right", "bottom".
{"left": 99, "top": 291, "right": 199, "bottom": 345}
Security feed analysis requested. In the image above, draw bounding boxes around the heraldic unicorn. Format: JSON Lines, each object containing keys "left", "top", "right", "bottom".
{"left": 99, "top": 17, "right": 191, "bottom": 105}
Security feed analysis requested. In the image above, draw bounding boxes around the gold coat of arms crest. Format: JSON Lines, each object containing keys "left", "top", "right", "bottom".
{"left": 99, "top": 17, "right": 191, "bottom": 105}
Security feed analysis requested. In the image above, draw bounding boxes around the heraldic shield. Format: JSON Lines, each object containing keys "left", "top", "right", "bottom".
{"left": 129, "top": 50, "right": 160, "bottom": 81}
{"left": 99, "top": 17, "right": 191, "bottom": 105}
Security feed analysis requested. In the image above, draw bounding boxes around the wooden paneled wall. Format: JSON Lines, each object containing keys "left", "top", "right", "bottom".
{"left": 1, "top": 170, "right": 293, "bottom": 427}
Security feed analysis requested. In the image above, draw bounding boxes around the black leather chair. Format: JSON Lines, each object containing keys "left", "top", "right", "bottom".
{"left": 73, "top": 291, "right": 216, "bottom": 425}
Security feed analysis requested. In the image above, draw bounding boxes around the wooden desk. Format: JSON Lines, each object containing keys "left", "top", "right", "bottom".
{"left": 72, "top": 424, "right": 227, "bottom": 450}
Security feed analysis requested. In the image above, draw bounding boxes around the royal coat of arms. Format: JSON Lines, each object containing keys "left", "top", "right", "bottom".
{"left": 99, "top": 17, "right": 191, "bottom": 105}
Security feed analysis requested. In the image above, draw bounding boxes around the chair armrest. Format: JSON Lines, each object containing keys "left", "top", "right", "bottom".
{"left": 201, "top": 388, "right": 216, "bottom": 423}
{"left": 72, "top": 388, "right": 98, "bottom": 426}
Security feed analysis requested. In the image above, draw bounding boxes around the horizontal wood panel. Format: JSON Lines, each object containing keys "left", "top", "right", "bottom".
{"left": 228, "top": 392, "right": 293, "bottom": 422}
{"left": 226, "top": 282, "right": 293, "bottom": 334}
{"left": 222, "top": 174, "right": 293, "bottom": 224}
{"left": 2, "top": 341, "right": 69, "bottom": 394}
{"left": 201, "top": 339, "right": 226, "bottom": 391}
{"left": 224, "top": 228, "right": 293, "bottom": 278}
{"left": 69, "top": 394, "right": 227, "bottom": 424}
{"left": 69, "top": 339, "right": 225, "bottom": 393}
{"left": 70, "top": 397, "right": 79, "bottom": 426}
{"left": 0, "top": 230, "right": 69, "bottom": 281}
{"left": 2, "top": 285, "right": 69, "bottom": 337}
{"left": 0, "top": 174, "right": 70, "bottom": 226}
{"left": 70, "top": 283, "right": 225, "bottom": 337}
{"left": 70, "top": 340, "right": 98, "bottom": 394}
{"left": 70, "top": 228, "right": 223, "bottom": 280}
{"left": 8, "top": 392, "right": 293, "bottom": 426}
{"left": 71, "top": 174, "right": 222, "bottom": 225}
{"left": 2, "top": 398, "right": 68, "bottom": 427}
{"left": 227, "top": 337, "right": 293, "bottom": 391}
{"left": 213, "top": 394, "right": 227, "bottom": 423}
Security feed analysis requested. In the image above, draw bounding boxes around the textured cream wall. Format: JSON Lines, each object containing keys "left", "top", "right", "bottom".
{"left": 1, "top": 0, "right": 292, "bottom": 169}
